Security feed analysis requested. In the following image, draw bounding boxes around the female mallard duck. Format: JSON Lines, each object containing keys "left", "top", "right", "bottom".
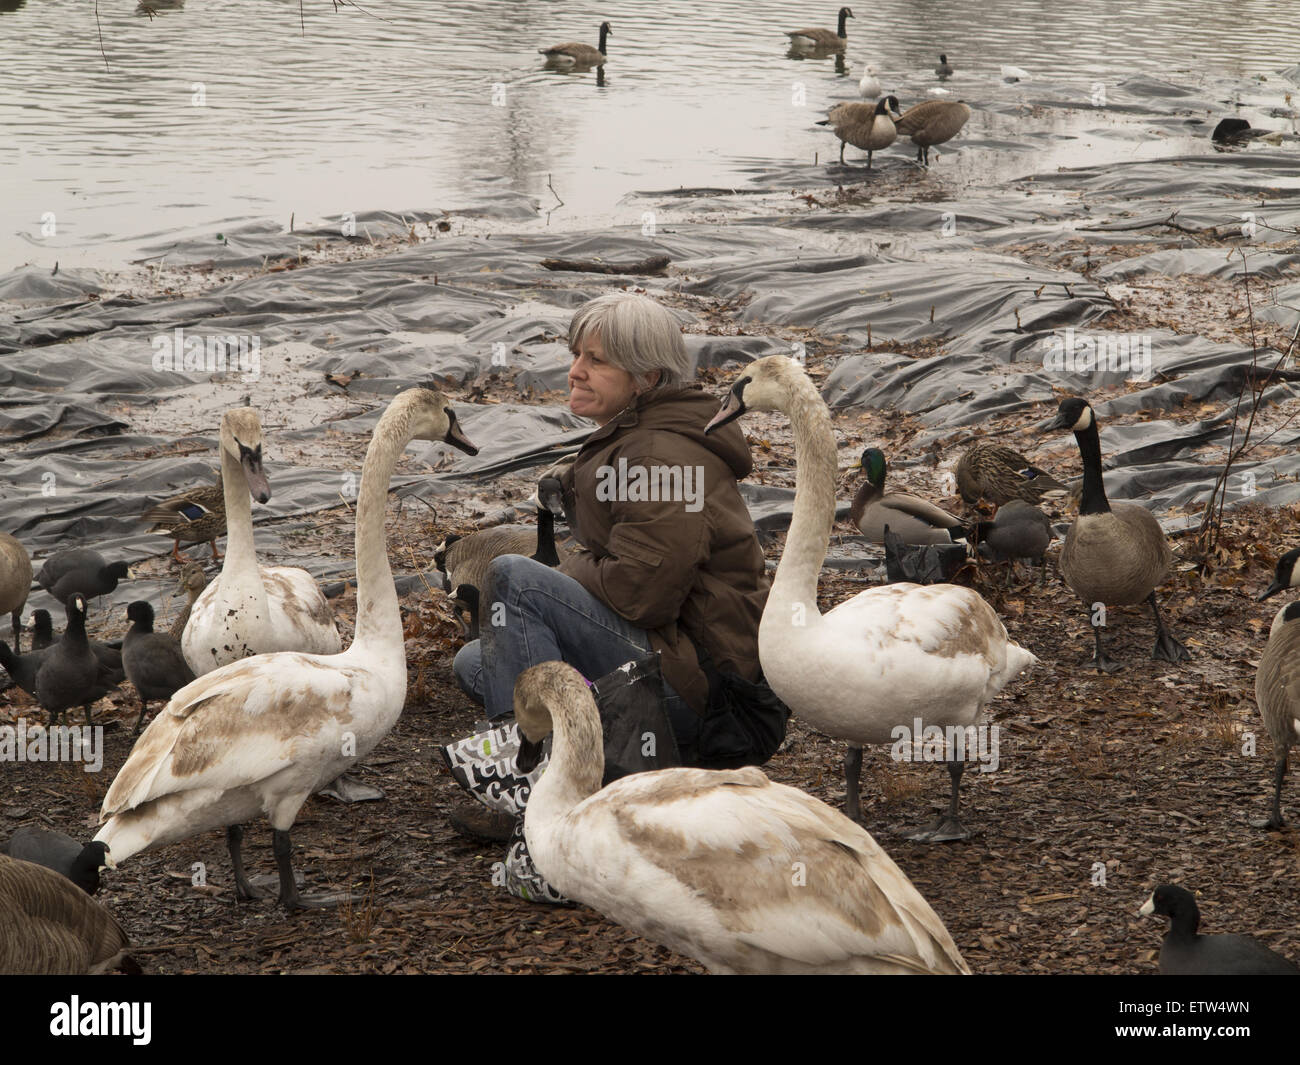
{"left": 851, "top": 447, "right": 968, "bottom": 546}
{"left": 819, "top": 96, "right": 901, "bottom": 167}
{"left": 539, "top": 21, "right": 611, "bottom": 67}
{"left": 1044, "top": 397, "right": 1188, "bottom": 672}
{"left": 893, "top": 99, "right": 971, "bottom": 166}
{"left": 514, "top": 661, "right": 970, "bottom": 973}
{"left": 94, "top": 387, "right": 477, "bottom": 910}
{"left": 169, "top": 562, "right": 209, "bottom": 642}
{"left": 1252, "top": 547, "right": 1300, "bottom": 829}
{"left": 706, "top": 356, "right": 1036, "bottom": 840}
{"left": 786, "top": 6, "right": 853, "bottom": 52}
{"left": 142, "top": 477, "right": 226, "bottom": 562}
{"left": 955, "top": 442, "right": 1065, "bottom": 508}
{"left": 0, "top": 533, "right": 31, "bottom": 651}
{"left": 181, "top": 408, "right": 341, "bottom": 676}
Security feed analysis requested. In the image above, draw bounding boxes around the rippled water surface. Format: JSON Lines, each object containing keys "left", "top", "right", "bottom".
{"left": 3, "top": 0, "right": 1299, "bottom": 268}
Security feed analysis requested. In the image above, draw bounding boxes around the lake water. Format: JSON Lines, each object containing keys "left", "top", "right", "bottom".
{"left": 3, "top": 0, "right": 1299, "bottom": 271}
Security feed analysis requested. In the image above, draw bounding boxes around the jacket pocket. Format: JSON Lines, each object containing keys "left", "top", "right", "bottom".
{"left": 610, "top": 528, "right": 664, "bottom": 568}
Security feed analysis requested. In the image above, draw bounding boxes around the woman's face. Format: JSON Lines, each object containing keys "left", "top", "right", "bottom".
{"left": 568, "top": 331, "right": 643, "bottom": 423}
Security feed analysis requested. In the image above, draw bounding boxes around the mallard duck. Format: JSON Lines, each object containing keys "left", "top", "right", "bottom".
{"left": 94, "top": 387, "right": 478, "bottom": 910}
{"left": 706, "top": 356, "right": 1036, "bottom": 840}
{"left": 893, "top": 100, "right": 971, "bottom": 165}
{"left": 181, "top": 409, "right": 341, "bottom": 676}
{"left": 819, "top": 96, "right": 901, "bottom": 167}
{"left": 0, "top": 532, "right": 32, "bottom": 650}
{"left": 786, "top": 6, "right": 853, "bottom": 52}
{"left": 142, "top": 476, "right": 226, "bottom": 562}
{"left": 169, "top": 562, "right": 209, "bottom": 641}
{"left": 514, "top": 661, "right": 970, "bottom": 974}
{"left": 851, "top": 447, "right": 968, "bottom": 545}
{"left": 539, "top": 21, "right": 611, "bottom": 67}
{"left": 1044, "top": 397, "right": 1188, "bottom": 672}
{"left": 1138, "top": 885, "right": 1299, "bottom": 975}
{"left": 1252, "top": 547, "right": 1300, "bottom": 829}
{"left": 955, "top": 442, "right": 1065, "bottom": 508}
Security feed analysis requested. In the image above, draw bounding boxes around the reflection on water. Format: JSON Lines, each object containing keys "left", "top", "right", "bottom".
{"left": 2, "top": 0, "right": 1298, "bottom": 269}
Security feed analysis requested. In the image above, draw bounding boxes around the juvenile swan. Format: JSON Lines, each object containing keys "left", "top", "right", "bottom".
{"left": 515, "top": 661, "right": 970, "bottom": 974}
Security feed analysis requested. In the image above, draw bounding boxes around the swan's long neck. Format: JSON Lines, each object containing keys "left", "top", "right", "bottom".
{"left": 1074, "top": 421, "right": 1111, "bottom": 516}
{"left": 348, "top": 406, "right": 410, "bottom": 652}
{"left": 531, "top": 700, "right": 604, "bottom": 824}
{"left": 219, "top": 434, "right": 263, "bottom": 593}
{"left": 770, "top": 373, "right": 838, "bottom": 617}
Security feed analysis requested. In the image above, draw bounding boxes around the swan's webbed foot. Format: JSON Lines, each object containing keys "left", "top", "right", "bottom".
{"left": 906, "top": 814, "right": 971, "bottom": 843}
{"left": 273, "top": 828, "right": 349, "bottom": 911}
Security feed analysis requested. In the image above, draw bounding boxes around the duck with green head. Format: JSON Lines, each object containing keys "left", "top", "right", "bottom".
{"left": 851, "top": 447, "right": 968, "bottom": 546}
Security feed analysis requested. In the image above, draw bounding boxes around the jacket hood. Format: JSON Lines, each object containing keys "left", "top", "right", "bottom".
{"left": 591, "top": 387, "right": 753, "bottom": 480}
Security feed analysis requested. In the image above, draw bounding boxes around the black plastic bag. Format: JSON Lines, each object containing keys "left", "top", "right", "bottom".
{"left": 592, "top": 652, "right": 682, "bottom": 785}
{"left": 695, "top": 647, "right": 791, "bottom": 770}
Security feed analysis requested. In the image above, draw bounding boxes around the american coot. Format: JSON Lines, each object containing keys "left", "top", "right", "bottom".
{"left": 34, "top": 594, "right": 122, "bottom": 726}
{"left": 1, "top": 827, "right": 110, "bottom": 895}
{"left": 0, "top": 532, "right": 32, "bottom": 650}
{"left": 0, "top": 854, "right": 136, "bottom": 974}
{"left": 513, "top": 662, "right": 970, "bottom": 974}
{"left": 1139, "top": 885, "right": 1300, "bottom": 975}
{"left": 1044, "top": 398, "right": 1190, "bottom": 673}
{"left": 0, "top": 640, "right": 47, "bottom": 697}
{"left": 122, "top": 601, "right": 196, "bottom": 735}
{"left": 33, "top": 606, "right": 123, "bottom": 675}
{"left": 703, "top": 356, "right": 1037, "bottom": 838}
{"left": 36, "top": 548, "right": 130, "bottom": 603}
{"left": 972, "top": 499, "right": 1054, "bottom": 584}
{"left": 94, "top": 388, "right": 478, "bottom": 911}
{"left": 29, "top": 608, "right": 53, "bottom": 650}
{"left": 935, "top": 53, "right": 954, "bottom": 78}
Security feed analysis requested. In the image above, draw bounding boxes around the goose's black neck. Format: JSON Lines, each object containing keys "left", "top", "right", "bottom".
{"left": 837, "top": 9, "right": 849, "bottom": 36}
{"left": 1074, "top": 420, "right": 1110, "bottom": 516}
{"left": 598, "top": 23, "right": 609, "bottom": 52}
{"left": 534, "top": 508, "right": 559, "bottom": 566}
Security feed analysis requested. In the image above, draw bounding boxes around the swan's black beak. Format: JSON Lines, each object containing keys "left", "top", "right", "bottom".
{"left": 704, "top": 379, "right": 749, "bottom": 435}
{"left": 444, "top": 409, "right": 479, "bottom": 456}
{"left": 241, "top": 444, "right": 271, "bottom": 504}
{"left": 516, "top": 734, "right": 547, "bottom": 774}
{"left": 1041, "top": 410, "right": 1072, "bottom": 433}
{"left": 1259, "top": 580, "right": 1285, "bottom": 601}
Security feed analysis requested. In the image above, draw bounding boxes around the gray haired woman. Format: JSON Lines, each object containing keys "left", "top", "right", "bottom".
{"left": 450, "top": 292, "right": 770, "bottom": 837}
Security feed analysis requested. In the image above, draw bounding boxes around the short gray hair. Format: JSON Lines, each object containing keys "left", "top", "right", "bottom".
{"left": 568, "top": 292, "right": 692, "bottom": 394}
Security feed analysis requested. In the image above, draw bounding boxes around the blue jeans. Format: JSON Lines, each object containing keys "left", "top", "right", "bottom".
{"left": 452, "top": 555, "right": 698, "bottom": 752}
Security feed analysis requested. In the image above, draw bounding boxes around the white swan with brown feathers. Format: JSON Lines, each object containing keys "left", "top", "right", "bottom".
{"left": 705, "top": 355, "right": 1036, "bottom": 841}
{"left": 94, "top": 387, "right": 478, "bottom": 909}
{"left": 181, "top": 407, "right": 341, "bottom": 675}
{"left": 514, "top": 661, "right": 970, "bottom": 974}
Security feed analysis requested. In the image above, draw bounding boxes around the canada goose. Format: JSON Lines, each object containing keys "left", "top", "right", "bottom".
{"left": 1138, "top": 885, "right": 1299, "bottom": 975}
{"left": 935, "top": 53, "right": 954, "bottom": 78}
{"left": 514, "top": 661, "right": 970, "bottom": 973}
{"left": 122, "top": 601, "right": 196, "bottom": 736}
{"left": 851, "top": 447, "right": 968, "bottom": 545}
{"left": 36, "top": 548, "right": 130, "bottom": 604}
{"left": 857, "top": 65, "right": 882, "bottom": 99}
{"left": 0, "top": 640, "right": 45, "bottom": 697}
{"left": 894, "top": 100, "right": 971, "bottom": 165}
{"left": 705, "top": 356, "right": 1036, "bottom": 839}
{"left": 971, "top": 499, "right": 1053, "bottom": 583}
{"left": 453, "top": 583, "right": 482, "bottom": 641}
{"left": 0, "top": 853, "right": 136, "bottom": 975}
{"left": 169, "top": 561, "right": 209, "bottom": 642}
{"left": 141, "top": 478, "right": 226, "bottom": 562}
{"left": 955, "top": 442, "right": 1065, "bottom": 507}
{"left": 1044, "top": 397, "right": 1188, "bottom": 672}
{"left": 2, "top": 827, "right": 110, "bottom": 895}
{"left": 181, "top": 408, "right": 341, "bottom": 676}
{"left": 35, "top": 594, "right": 123, "bottom": 727}
{"left": 819, "top": 95, "right": 901, "bottom": 167}
{"left": 30, "top": 608, "right": 53, "bottom": 650}
{"left": 436, "top": 495, "right": 567, "bottom": 599}
{"left": 0, "top": 532, "right": 32, "bottom": 650}
{"left": 1251, "top": 547, "right": 1300, "bottom": 829}
{"left": 786, "top": 6, "right": 853, "bottom": 52}
{"left": 94, "top": 387, "right": 477, "bottom": 910}
{"left": 540, "top": 21, "right": 611, "bottom": 67}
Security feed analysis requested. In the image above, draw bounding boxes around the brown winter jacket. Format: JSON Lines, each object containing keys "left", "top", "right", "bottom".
{"left": 557, "top": 386, "right": 769, "bottom": 714}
